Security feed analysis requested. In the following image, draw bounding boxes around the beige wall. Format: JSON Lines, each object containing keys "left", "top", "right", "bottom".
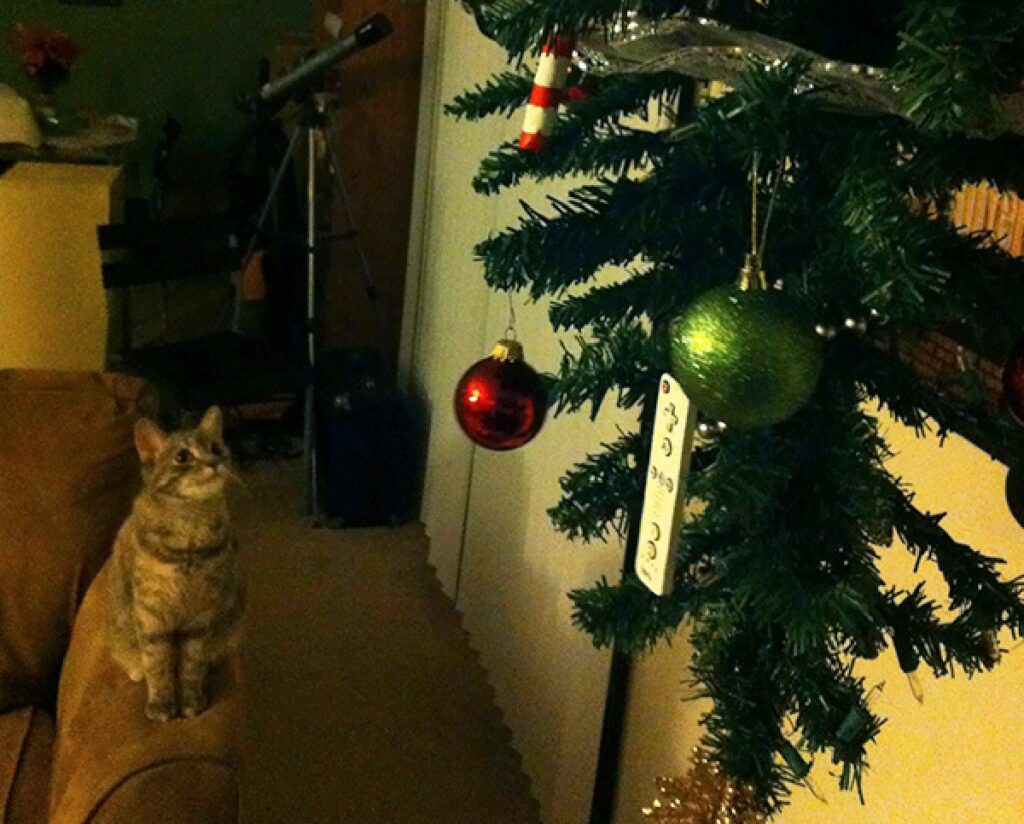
{"left": 616, "top": 414, "right": 1024, "bottom": 823}
{"left": 403, "top": 6, "right": 627, "bottom": 823}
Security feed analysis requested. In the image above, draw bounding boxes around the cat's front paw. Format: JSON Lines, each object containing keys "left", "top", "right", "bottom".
{"left": 179, "top": 690, "right": 209, "bottom": 719}
{"left": 145, "top": 698, "right": 177, "bottom": 722}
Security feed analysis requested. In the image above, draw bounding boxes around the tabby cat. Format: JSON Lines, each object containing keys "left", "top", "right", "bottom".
{"left": 108, "top": 406, "right": 244, "bottom": 721}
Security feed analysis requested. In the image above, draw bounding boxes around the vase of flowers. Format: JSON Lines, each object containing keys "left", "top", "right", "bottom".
{"left": 8, "top": 22, "right": 81, "bottom": 135}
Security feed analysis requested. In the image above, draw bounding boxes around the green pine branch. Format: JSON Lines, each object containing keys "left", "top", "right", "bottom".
{"left": 445, "top": 71, "right": 534, "bottom": 121}
{"left": 548, "top": 264, "right": 716, "bottom": 330}
{"left": 548, "top": 430, "right": 645, "bottom": 542}
{"left": 549, "top": 321, "right": 663, "bottom": 419}
{"left": 892, "top": 491, "right": 1024, "bottom": 634}
{"left": 878, "top": 586, "right": 1000, "bottom": 678}
{"left": 570, "top": 572, "right": 697, "bottom": 652}
{"left": 898, "top": 127, "right": 1024, "bottom": 199}
{"left": 893, "top": 0, "right": 1021, "bottom": 134}
{"left": 473, "top": 129, "right": 669, "bottom": 194}
{"left": 474, "top": 155, "right": 746, "bottom": 299}
{"left": 786, "top": 651, "right": 883, "bottom": 799}
{"left": 470, "top": 71, "right": 691, "bottom": 193}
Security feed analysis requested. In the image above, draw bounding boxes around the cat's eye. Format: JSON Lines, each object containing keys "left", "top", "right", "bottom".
{"left": 211, "top": 443, "right": 223, "bottom": 457}
{"left": 174, "top": 449, "right": 192, "bottom": 464}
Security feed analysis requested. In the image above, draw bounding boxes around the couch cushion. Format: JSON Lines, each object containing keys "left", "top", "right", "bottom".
{"left": 0, "top": 707, "right": 55, "bottom": 824}
{"left": 0, "top": 371, "right": 156, "bottom": 712}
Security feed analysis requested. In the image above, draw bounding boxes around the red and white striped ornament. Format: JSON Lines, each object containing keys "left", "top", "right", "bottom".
{"left": 520, "top": 34, "right": 575, "bottom": 152}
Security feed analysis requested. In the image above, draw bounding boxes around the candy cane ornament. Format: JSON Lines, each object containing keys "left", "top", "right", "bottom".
{"left": 520, "top": 34, "right": 575, "bottom": 152}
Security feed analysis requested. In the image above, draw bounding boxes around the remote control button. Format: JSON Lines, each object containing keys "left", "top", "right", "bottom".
{"left": 646, "top": 541, "right": 658, "bottom": 560}
{"left": 650, "top": 465, "right": 658, "bottom": 480}
{"left": 665, "top": 478, "right": 674, "bottom": 493}
{"left": 651, "top": 523, "right": 661, "bottom": 540}
{"left": 661, "top": 438, "right": 672, "bottom": 456}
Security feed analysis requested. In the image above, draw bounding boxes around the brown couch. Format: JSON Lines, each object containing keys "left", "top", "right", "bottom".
{"left": 0, "top": 371, "right": 241, "bottom": 824}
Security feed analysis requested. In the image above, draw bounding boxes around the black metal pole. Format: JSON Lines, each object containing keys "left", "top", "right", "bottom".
{"left": 589, "top": 388, "right": 657, "bottom": 824}
{"left": 588, "top": 601, "right": 637, "bottom": 823}
{"left": 588, "top": 86, "right": 698, "bottom": 824}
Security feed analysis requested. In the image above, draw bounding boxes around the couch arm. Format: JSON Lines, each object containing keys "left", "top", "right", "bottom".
{"left": 49, "top": 561, "right": 242, "bottom": 824}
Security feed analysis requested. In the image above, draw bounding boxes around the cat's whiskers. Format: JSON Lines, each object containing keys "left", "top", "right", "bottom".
{"left": 220, "top": 464, "right": 246, "bottom": 489}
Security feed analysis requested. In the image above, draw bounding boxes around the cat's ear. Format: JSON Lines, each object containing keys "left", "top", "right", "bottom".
{"left": 198, "top": 406, "right": 223, "bottom": 441}
{"left": 134, "top": 418, "right": 168, "bottom": 463}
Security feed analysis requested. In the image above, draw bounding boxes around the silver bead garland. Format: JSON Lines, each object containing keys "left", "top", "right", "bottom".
{"left": 572, "top": 11, "right": 1024, "bottom": 137}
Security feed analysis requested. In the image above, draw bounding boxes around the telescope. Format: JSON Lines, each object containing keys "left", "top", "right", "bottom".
{"left": 235, "top": 11, "right": 394, "bottom": 522}
{"left": 259, "top": 13, "right": 393, "bottom": 106}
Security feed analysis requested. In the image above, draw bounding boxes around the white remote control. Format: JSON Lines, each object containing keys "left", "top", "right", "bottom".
{"left": 635, "top": 373, "right": 698, "bottom": 596}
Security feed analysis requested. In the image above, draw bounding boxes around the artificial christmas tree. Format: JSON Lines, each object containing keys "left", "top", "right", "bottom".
{"left": 449, "top": 0, "right": 1024, "bottom": 816}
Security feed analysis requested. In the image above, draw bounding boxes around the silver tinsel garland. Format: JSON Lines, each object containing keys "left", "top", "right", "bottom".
{"left": 573, "top": 11, "right": 1024, "bottom": 137}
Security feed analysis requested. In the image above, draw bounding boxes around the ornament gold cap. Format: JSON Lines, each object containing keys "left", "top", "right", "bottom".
{"left": 491, "top": 338, "right": 524, "bottom": 361}
{"left": 738, "top": 252, "right": 767, "bottom": 291}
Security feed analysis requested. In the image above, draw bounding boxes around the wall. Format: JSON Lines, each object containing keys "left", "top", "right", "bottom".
{"left": 615, "top": 415, "right": 1024, "bottom": 823}
{"left": 0, "top": 0, "right": 309, "bottom": 190}
{"left": 404, "top": 5, "right": 628, "bottom": 822}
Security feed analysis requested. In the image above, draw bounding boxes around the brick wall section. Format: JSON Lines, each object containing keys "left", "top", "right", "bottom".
{"left": 892, "top": 184, "right": 1019, "bottom": 415}
{"left": 883, "top": 330, "right": 1004, "bottom": 413}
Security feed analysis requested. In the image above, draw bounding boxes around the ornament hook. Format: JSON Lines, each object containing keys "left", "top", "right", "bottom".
{"left": 741, "top": 152, "right": 767, "bottom": 291}
{"left": 505, "top": 292, "right": 518, "bottom": 340}
{"left": 740, "top": 152, "right": 785, "bottom": 291}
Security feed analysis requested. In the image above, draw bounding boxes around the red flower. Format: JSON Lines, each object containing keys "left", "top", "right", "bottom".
{"left": 8, "top": 22, "right": 81, "bottom": 84}
{"left": 22, "top": 46, "right": 47, "bottom": 74}
{"left": 45, "top": 34, "right": 80, "bottom": 70}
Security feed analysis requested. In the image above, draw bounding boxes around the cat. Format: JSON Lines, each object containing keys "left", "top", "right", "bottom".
{"left": 108, "top": 406, "right": 244, "bottom": 721}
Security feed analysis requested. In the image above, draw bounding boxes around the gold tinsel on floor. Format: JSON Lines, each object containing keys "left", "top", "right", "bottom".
{"left": 642, "top": 748, "right": 770, "bottom": 824}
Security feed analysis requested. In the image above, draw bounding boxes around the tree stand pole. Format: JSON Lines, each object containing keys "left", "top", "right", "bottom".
{"left": 588, "top": 348, "right": 666, "bottom": 823}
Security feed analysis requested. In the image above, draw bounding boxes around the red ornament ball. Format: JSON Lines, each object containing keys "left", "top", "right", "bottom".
{"left": 1003, "top": 338, "right": 1024, "bottom": 425}
{"left": 454, "top": 339, "right": 547, "bottom": 451}
{"left": 1007, "top": 464, "right": 1024, "bottom": 530}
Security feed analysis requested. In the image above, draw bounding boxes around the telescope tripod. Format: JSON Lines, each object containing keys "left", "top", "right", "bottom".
{"left": 236, "top": 91, "right": 377, "bottom": 524}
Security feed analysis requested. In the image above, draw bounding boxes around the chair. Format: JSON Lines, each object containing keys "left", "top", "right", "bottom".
{"left": 98, "top": 199, "right": 301, "bottom": 416}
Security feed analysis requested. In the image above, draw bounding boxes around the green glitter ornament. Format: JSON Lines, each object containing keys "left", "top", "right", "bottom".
{"left": 668, "top": 253, "right": 824, "bottom": 430}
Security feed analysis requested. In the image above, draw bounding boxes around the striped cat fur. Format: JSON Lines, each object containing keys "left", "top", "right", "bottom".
{"left": 107, "top": 406, "right": 244, "bottom": 721}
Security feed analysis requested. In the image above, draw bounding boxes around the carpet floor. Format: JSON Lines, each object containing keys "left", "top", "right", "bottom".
{"left": 234, "top": 460, "right": 540, "bottom": 823}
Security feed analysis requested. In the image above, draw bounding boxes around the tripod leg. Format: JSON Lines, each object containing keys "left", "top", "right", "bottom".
{"left": 303, "top": 380, "right": 317, "bottom": 522}
{"left": 323, "top": 132, "right": 381, "bottom": 305}
{"left": 304, "top": 122, "right": 320, "bottom": 524}
{"left": 232, "top": 125, "right": 303, "bottom": 334}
